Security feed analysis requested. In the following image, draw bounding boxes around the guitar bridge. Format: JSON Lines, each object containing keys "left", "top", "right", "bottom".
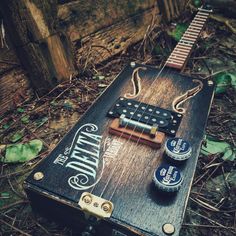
{"left": 79, "top": 192, "right": 114, "bottom": 219}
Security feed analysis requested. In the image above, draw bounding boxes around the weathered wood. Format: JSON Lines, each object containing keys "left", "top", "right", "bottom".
{"left": 25, "top": 64, "right": 215, "bottom": 236}
{"left": 0, "top": 0, "right": 75, "bottom": 95}
{"left": 158, "top": 0, "right": 189, "bottom": 21}
{"left": 76, "top": 8, "right": 161, "bottom": 69}
{"left": 58, "top": 0, "right": 158, "bottom": 42}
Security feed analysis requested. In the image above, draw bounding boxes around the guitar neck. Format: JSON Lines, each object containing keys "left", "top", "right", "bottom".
{"left": 166, "top": 7, "right": 213, "bottom": 70}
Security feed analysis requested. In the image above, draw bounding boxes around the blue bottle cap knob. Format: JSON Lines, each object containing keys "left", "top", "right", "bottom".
{"left": 153, "top": 164, "right": 183, "bottom": 192}
{"left": 165, "top": 137, "right": 192, "bottom": 161}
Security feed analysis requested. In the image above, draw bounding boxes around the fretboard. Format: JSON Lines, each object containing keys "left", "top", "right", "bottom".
{"left": 166, "top": 7, "right": 212, "bottom": 70}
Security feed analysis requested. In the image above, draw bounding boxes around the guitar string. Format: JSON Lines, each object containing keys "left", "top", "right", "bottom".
{"left": 94, "top": 63, "right": 168, "bottom": 197}
{"left": 107, "top": 10, "right": 210, "bottom": 201}
{"left": 108, "top": 67, "right": 174, "bottom": 201}
{"left": 92, "top": 8, "right": 207, "bottom": 197}
{"left": 98, "top": 62, "right": 171, "bottom": 198}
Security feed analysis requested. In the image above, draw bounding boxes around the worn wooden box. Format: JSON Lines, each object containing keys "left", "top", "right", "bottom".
{"left": 24, "top": 63, "right": 214, "bottom": 236}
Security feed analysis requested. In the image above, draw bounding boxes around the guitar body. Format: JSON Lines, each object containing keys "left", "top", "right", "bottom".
{"left": 25, "top": 63, "right": 214, "bottom": 236}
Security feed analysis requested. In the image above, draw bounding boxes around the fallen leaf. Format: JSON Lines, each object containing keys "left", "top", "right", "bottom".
{"left": 10, "top": 130, "right": 24, "bottom": 143}
{"left": 201, "top": 136, "right": 235, "bottom": 161}
{"left": 1, "top": 139, "right": 43, "bottom": 163}
{"left": 21, "top": 115, "right": 30, "bottom": 124}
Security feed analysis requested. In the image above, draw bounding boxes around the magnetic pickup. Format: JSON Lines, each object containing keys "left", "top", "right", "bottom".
{"left": 107, "top": 97, "right": 182, "bottom": 136}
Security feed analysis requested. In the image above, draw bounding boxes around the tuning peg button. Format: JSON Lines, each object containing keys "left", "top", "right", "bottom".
{"left": 164, "top": 137, "right": 192, "bottom": 162}
{"left": 153, "top": 165, "right": 183, "bottom": 192}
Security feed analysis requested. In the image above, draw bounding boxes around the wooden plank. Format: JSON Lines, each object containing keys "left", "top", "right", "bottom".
{"left": 58, "top": 0, "right": 159, "bottom": 42}
{"left": 76, "top": 8, "right": 161, "bottom": 68}
{"left": 0, "top": 0, "right": 75, "bottom": 95}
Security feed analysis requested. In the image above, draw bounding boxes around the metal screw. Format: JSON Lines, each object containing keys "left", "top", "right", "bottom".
{"left": 33, "top": 172, "right": 44, "bottom": 181}
{"left": 102, "top": 202, "right": 112, "bottom": 213}
{"left": 130, "top": 62, "right": 136, "bottom": 68}
{"left": 162, "top": 223, "right": 175, "bottom": 235}
{"left": 83, "top": 194, "right": 92, "bottom": 205}
{"left": 208, "top": 80, "right": 213, "bottom": 86}
{"left": 93, "top": 202, "right": 99, "bottom": 207}
{"left": 109, "top": 111, "right": 113, "bottom": 115}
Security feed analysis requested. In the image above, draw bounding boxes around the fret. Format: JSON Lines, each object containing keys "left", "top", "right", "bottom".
{"left": 183, "top": 33, "right": 198, "bottom": 40}
{"left": 179, "top": 39, "right": 194, "bottom": 45}
{"left": 169, "top": 55, "right": 187, "bottom": 61}
{"left": 197, "top": 12, "right": 209, "bottom": 16}
{"left": 178, "top": 42, "right": 193, "bottom": 48}
{"left": 198, "top": 8, "right": 212, "bottom": 13}
{"left": 173, "top": 49, "right": 189, "bottom": 55}
{"left": 194, "top": 16, "right": 208, "bottom": 21}
{"left": 188, "top": 27, "right": 201, "bottom": 33}
{"left": 193, "top": 18, "right": 207, "bottom": 24}
{"left": 191, "top": 22, "right": 204, "bottom": 27}
{"left": 173, "top": 50, "right": 189, "bottom": 57}
{"left": 189, "top": 25, "right": 202, "bottom": 30}
{"left": 167, "top": 59, "right": 185, "bottom": 66}
{"left": 184, "top": 31, "right": 199, "bottom": 36}
{"left": 175, "top": 45, "right": 191, "bottom": 52}
{"left": 181, "top": 37, "right": 196, "bottom": 43}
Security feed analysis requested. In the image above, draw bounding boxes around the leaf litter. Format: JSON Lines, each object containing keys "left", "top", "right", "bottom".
{"left": 0, "top": 4, "right": 236, "bottom": 236}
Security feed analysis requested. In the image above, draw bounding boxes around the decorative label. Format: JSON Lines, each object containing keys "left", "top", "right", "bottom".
{"left": 53, "top": 123, "right": 102, "bottom": 191}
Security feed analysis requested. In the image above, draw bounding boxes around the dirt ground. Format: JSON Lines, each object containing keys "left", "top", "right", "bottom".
{"left": 0, "top": 7, "right": 236, "bottom": 236}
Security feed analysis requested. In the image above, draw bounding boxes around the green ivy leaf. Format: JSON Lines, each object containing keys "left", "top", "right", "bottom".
{"left": 10, "top": 130, "right": 24, "bottom": 143}
{"left": 1, "top": 139, "right": 43, "bottom": 163}
{"left": 201, "top": 136, "right": 235, "bottom": 161}
{"left": 21, "top": 115, "right": 30, "bottom": 124}
{"left": 17, "top": 107, "right": 25, "bottom": 113}
{"left": 214, "top": 72, "right": 232, "bottom": 94}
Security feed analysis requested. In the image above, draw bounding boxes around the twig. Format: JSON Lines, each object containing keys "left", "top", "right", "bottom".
{"left": 0, "top": 219, "right": 31, "bottom": 236}
{"left": 0, "top": 200, "right": 28, "bottom": 211}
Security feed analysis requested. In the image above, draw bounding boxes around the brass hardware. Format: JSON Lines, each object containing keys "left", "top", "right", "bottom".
{"left": 79, "top": 192, "right": 114, "bottom": 218}
{"left": 33, "top": 172, "right": 44, "bottom": 181}
{"left": 130, "top": 61, "right": 136, "bottom": 68}
{"left": 208, "top": 80, "right": 213, "bottom": 86}
{"left": 162, "top": 223, "right": 175, "bottom": 235}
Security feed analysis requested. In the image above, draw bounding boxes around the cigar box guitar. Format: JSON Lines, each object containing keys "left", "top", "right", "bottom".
{"left": 24, "top": 6, "right": 214, "bottom": 236}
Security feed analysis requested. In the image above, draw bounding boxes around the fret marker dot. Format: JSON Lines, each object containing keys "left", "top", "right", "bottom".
{"left": 148, "top": 108, "right": 153, "bottom": 112}
{"left": 141, "top": 106, "right": 146, "bottom": 110}
{"left": 134, "top": 104, "right": 139, "bottom": 108}
{"left": 116, "top": 104, "right": 120, "bottom": 107}
{"left": 137, "top": 114, "right": 141, "bottom": 117}
{"left": 160, "top": 121, "right": 164, "bottom": 124}
{"left": 123, "top": 109, "right": 127, "bottom": 113}
{"left": 144, "top": 116, "right": 149, "bottom": 119}
{"left": 152, "top": 118, "right": 157, "bottom": 122}
{"left": 130, "top": 112, "right": 134, "bottom": 115}
{"left": 156, "top": 111, "right": 160, "bottom": 114}
{"left": 127, "top": 102, "right": 132, "bottom": 106}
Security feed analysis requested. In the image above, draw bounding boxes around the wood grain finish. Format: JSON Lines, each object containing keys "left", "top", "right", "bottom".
{"left": 25, "top": 63, "right": 214, "bottom": 236}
